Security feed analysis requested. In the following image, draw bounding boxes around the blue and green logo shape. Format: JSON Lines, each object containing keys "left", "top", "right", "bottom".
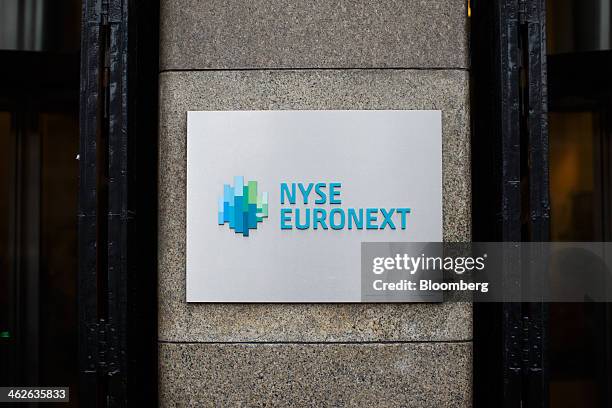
{"left": 218, "top": 176, "right": 268, "bottom": 236}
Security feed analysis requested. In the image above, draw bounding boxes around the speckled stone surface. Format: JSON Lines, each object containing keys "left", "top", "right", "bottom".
{"left": 159, "top": 342, "right": 472, "bottom": 407}
{"left": 158, "top": 69, "right": 471, "bottom": 342}
{"left": 160, "top": 0, "right": 468, "bottom": 70}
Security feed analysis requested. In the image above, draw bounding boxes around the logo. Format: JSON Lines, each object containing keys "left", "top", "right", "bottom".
{"left": 218, "top": 176, "right": 268, "bottom": 236}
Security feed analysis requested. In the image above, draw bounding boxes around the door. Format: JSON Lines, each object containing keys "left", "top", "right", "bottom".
{"left": 547, "top": 1, "right": 612, "bottom": 404}
{"left": 0, "top": 51, "right": 81, "bottom": 405}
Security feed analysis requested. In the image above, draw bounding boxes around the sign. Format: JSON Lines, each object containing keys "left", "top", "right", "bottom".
{"left": 187, "top": 110, "right": 442, "bottom": 302}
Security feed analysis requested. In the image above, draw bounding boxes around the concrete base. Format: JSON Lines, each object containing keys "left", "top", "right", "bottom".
{"left": 159, "top": 342, "right": 472, "bottom": 407}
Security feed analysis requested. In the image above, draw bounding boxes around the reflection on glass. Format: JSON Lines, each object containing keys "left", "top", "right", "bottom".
{"left": 548, "top": 110, "right": 611, "bottom": 408}
{"left": 0, "top": 112, "right": 15, "bottom": 386}
{"left": 549, "top": 112, "right": 599, "bottom": 241}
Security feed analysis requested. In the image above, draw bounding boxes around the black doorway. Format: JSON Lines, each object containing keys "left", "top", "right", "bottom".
{"left": 0, "top": 1, "right": 81, "bottom": 404}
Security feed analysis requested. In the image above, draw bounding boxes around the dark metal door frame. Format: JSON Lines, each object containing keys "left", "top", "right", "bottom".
{"left": 79, "top": 0, "right": 128, "bottom": 403}
{"left": 79, "top": 0, "right": 159, "bottom": 405}
{"left": 472, "top": 0, "right": 549, "bottom": 406}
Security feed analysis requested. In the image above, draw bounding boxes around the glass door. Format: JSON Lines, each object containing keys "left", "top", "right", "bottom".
{"left": 547, "top": 1, "right": 612, "bottom": 405}
{"left": 0, "top": 53, "right": 80, "bottom": 405}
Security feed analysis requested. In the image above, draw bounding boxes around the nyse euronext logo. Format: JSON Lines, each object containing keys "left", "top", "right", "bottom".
{"left": 218, "top": 176, "right": 269, "bottom": 237}
{"left": 219, "top": 178, "right": 412, "bottom": 237}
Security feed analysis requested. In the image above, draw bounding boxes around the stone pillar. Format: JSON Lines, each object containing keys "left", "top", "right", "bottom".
{"left": 158, "top": 1, "right": 471, "bottom": 406}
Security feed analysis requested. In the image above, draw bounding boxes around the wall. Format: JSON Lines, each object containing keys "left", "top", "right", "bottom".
{"left": 158, "top": 1, "right": 471, "bottom": 406}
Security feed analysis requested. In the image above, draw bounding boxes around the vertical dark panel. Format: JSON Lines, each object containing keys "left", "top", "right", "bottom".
{"left": 79, "top": 0, "right": 130, "bottom": 404}
{"left": 80, "top": 0, "right": 158, "bottom": 405}
{"left": 525, "top": 1, "right": 549, "bottom": 242}
{"left": 472, "top": 0, "right": 549, "bottom": 407}
{"left": 472, "top": 0, "right": 505, "bottom": 405}
{"left": 79, "top": 0, "right": 102, "bottom": 403}
{"left": 126, "top": 0, "right": 159, "bottom": 405}
{"left": 524, "top": 0, "right": 549, "bottom": 406}
{"left": 106, "top": 1, "right": 129, "bottom": 404}
{"left": 498, "top": 3, "right": 524, "bottom": 408}
{"left": 472, "top": 0, "right": 525, "bottom": 406}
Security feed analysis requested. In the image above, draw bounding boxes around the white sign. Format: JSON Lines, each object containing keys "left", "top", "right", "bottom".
{"left": 187, "top": 110, "right": 442, "bottom": 302}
